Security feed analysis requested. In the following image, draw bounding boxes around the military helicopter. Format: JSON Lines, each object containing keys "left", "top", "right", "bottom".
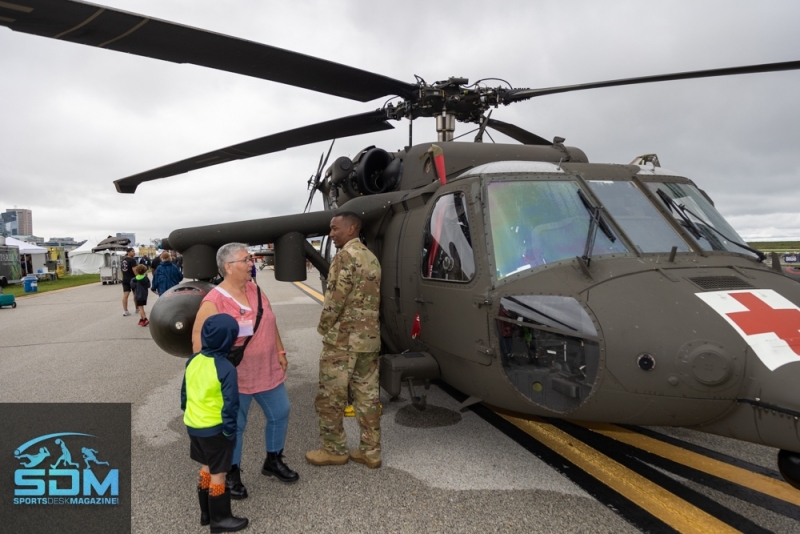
{"left": 5, "top": 0, "right": 800, "bottom": 489}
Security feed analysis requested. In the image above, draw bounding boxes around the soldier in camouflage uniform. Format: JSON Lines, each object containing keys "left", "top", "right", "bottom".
{"left": 305, "top": 212, "right": 383, "bottom": 469}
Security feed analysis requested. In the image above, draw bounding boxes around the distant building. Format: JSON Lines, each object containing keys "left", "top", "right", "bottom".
{"left": 15, "top": 235, "right": 44, "bottom": 245}
{"left": 44, "top": 237, "right": 83, "bottom": 251}
{"left": 3, "top": 209, "right": 32, "bottom": 236}
{"left": 1, "top": 212, "right": 12, "bottom": 236}
{"left": 116, "top": 232, "right": 135, "bottom": 244}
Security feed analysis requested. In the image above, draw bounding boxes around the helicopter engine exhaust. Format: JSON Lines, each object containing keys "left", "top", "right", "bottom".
{"left": 355, "top": 148, "right": 397, "bottom": 195}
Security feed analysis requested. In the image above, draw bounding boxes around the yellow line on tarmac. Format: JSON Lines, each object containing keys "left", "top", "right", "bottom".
{"left": 499, "top": 413, "right": 740, "bottom": 534}
{"left": 293, "top": 281, "right": 324, "bottom": 304}
{"left": 577, "top": 422, "right": 800, "bottom": 507}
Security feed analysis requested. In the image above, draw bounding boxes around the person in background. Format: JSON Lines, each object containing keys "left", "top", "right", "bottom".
{"left": 192, "top": 242, "right": 297, "bottom": 501}
{"left": 249, "top": 255, "right": 257, "bottom": 283}
{"left": 182, "top": 314, "right": 248, "bottom": 532}
{"left": 152, "top": 250, "right": 184, "bottom": 295}
{"left": 151, "top": 252, "right": 163, "bottom": 274}
{"left": 175, "top": 253, "right": 184, "bottom": 273}
{"left": 139, "top": 255, "right": 150, "bottom": 269}
{"left": 130, "top": 264, "right": 151, "bottom": 327}
{"left": 120, "top": 248, "right": 138, "bottom": 317}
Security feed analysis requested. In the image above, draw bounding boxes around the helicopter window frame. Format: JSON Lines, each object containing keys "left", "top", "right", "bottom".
{"left": 639, "top": 177, "right": 757, "bottom": 258}
{"left": 483, "top": 174, "right": 630, "bottom": 282}
{"left": 586, "top": 178, "right": 692, "bottom": 254}
{"left": 420, "top": 191, "right": 477, "bottom": 283}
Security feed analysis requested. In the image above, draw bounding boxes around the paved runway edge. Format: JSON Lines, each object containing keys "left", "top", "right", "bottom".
{"left": 436, "top": 382, "right": 679, "bottom": 533}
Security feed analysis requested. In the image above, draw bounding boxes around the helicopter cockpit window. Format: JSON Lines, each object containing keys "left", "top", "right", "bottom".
{"left": 487, "top": 180, "right": 628, "bottom": 280}
{"left": 421, "top": 192, "right": 476, "bottom": 282}
{"left": 647, "top": 182, "right": 757, "bottom": 258}
{"left": 588, "top": 181, "right": 690, "bottom": 253}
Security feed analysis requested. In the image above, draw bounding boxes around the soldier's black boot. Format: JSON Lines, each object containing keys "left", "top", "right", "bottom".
{"left": 225, "top": 465, "right": 248, "bottom": 500}
{"left": 261, "top": 449, "right": 299, "bottom": 483}
{"left": 208, "top": 489, "right": 248, "bottom": 533}
{"left": 197, "top": 487, "right": 210, "bottom": 526}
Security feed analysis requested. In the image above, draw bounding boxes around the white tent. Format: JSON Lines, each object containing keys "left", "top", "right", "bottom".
{"left": 5, "top": 236, "right": 46, "bottom": 254}
{"left": 6, "top": 236, "right": 47, "bottom": 274}
{"left": 67, "top": 240, "right": 113, "bottom": 275}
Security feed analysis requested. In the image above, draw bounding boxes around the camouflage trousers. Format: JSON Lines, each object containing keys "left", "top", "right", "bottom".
{"left": 315, "top": 344, "right": 381, "bottom": 459}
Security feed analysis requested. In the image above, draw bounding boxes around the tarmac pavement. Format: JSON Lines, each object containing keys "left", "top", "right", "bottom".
{"left": 0, "top": 273, "right": 640, "bottom": 533}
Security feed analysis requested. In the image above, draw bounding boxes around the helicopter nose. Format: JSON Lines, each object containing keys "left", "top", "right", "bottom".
{"left": 693, "top": 288, "right": 800, "bottom": 452}
{"left": 584, "top": 269, "right": 800, "bottom": 448}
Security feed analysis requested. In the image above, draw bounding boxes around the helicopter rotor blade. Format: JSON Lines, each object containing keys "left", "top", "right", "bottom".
{"left": 310, "top": 152, "right": 325, "bottom": 187}
{"left": 320, "top": 139, "right": 335, "bottom": 176}
{"left": 114, "top": 111, "right": 392, "bottom": 193}
{"left": 486, "top": 119, "right": 552, "bottom": 146}
{"left": 503, "top": 60, "right": 800, "bottom": 103}
{"left": 304, "top": 140, "right": 335, "bottom": 213}
{"left": 304, "top": 152, "right": 325, "bottom": 211}
{"left": 0, "top": 0, "right": 416, "bottom": 102}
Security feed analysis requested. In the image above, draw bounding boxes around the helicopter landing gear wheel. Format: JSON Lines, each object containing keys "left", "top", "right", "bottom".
{"left": 778, "top": 450, "right": 800, "bottom": 490}
{"left": 405, "top": 378, "right": 430, "bottom": 411}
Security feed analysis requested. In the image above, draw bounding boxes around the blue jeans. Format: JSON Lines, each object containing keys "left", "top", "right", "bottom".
{"left": 232, "top": 382, "right": 290, "bottom": 466}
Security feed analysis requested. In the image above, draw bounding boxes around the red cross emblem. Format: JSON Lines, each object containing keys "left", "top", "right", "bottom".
{"left": 696, "top": 289, "right": 800, "bottom": 371}
{"left": 726, "top": 292, "right": 800, "bottom": 356}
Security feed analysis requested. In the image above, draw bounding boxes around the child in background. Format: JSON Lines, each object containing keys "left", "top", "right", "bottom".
{"left": 182, "top": 314, "right": 248, "bottom": 532}
{"left": 129, "top": 264, "right": 151, "bottom": 326}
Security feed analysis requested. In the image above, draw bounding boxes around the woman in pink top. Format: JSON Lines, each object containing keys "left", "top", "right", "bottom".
{"left": 192, "top": 243, "right": 298, "bottom": 501}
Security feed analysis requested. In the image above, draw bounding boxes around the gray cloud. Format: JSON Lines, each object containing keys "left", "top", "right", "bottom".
{"left": 1, "top": 0, "right": 799, "bottom": 244}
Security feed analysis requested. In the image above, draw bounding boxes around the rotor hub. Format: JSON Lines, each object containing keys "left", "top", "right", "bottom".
{"left": 385, "top": 77, "right": 530, "bottom": 125}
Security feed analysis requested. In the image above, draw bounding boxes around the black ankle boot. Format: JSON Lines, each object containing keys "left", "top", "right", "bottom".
{"left": 208, "top": 489, "right": 248, "bottom": 533}
{"left": 225, "top": 465, "right": 248, "bottom": 500}
{"left": 261, "top": 449, "right": 299, "bottom": 483}
{"left": 198, "top": 487, "right": 210, "bottom": 526}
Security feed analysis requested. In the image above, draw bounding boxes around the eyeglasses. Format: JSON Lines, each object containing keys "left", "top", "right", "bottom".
{"left": 227, "top": 258, "right": 253, "bottom": 265}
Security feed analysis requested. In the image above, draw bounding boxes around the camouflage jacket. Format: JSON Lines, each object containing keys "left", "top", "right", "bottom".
{"left": 317, "top": 238, "right": 381, "bottom": 352}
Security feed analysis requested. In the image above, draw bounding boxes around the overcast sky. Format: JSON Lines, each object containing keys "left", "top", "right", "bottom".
{"left": 2, "top": 0, "right": 799, "bottom": 245}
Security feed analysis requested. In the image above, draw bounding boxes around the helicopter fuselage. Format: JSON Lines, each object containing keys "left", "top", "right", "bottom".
{"left": 371, "top": 145, "right": 800, "bottom": 456}
{"left": 158, "top": 141, "right": 800, "bottom": 462}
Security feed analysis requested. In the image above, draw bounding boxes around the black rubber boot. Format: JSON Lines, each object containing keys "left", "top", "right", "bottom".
{"left": 209, "top": 489, "right": 248, "bottom": 533}
{"left": 225, "top": 465, "right": 248, "bottom": 500}
{"left": 198, "top": 487, "right": 210, "bottom": 526}
{"left": 261, "top": 449, "right": 299, "bottom": 483}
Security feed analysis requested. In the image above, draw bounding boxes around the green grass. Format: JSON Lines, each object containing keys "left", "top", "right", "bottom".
{"left": 2, "top": 274, "right": 99, "bottom": 297}
{"left": 747, "top": 241, "right": 800, "bottom": 252}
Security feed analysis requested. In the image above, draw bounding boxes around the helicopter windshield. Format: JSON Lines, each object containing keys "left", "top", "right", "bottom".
{"left": 587, "top": 181, "right": 691, "bottom": 254}
{"left": 647, "top": 182, "right": 756, "bottom": 257}
{"left": 487, "top": 180, "right": 628, "bottom": 280}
